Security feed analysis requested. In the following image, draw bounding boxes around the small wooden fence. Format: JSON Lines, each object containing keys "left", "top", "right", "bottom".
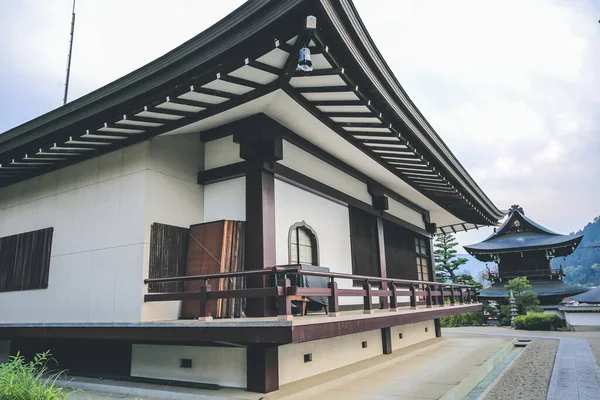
{"left": 143, "top": 265, "right": 479, "bottom": 320}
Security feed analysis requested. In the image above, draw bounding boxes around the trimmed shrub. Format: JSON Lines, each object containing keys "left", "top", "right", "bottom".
{"left": 0, "top": 351, "right": 69, "bottom": 400}
{"left": 440, "top": 311, "right": 485, "bottom": 328}
{"left": 513, "top": 313, "right": 565, "bottom": 331}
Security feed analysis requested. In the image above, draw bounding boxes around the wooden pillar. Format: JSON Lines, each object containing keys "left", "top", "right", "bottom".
{"left": 234, "top": 123, "right": 282, "bottom": 318}
{"left": 376, "top": 217, "right": 389, "bottom": 309}
{"left": 247, "top": 344, "right": 279, "bottom": 393}
{"left": 381, "top": 327, "right": 392, "bottom": 355}
{"left": 434, "top": 319, "right": 442, "bottom": 337}
{"left": 368, "top": 183, "right": 389, "bottom": 310}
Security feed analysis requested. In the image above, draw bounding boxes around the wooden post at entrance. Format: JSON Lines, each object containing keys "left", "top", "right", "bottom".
{"left": 234, "top": 119, "right": 282, "bottom": 317}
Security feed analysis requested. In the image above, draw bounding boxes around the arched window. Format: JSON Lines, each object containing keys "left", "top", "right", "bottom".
{"left": 288, "top": 222, "right": 319, "bottom": 266}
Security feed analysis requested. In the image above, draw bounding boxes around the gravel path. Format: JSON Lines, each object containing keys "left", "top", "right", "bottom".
{"left": 482, "top": 339, "right": 558, "bottom": 400}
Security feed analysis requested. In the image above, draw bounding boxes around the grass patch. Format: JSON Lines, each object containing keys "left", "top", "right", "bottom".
{"left": 0, "top": 351, "right": 69, "bottom": 400}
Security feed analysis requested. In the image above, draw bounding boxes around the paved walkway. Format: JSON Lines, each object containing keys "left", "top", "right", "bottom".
{"left": 546, "top": 338, "right": 600, "bottom": 400}
{"left": 444, "top": 327, "right": 600, "bottom": 400}
{"left": 289, "top": 335, "right": 512, "bottom": 400}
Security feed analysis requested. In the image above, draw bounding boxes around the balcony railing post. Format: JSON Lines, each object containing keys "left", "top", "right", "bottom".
{"left": 458, "top": 288, "right": 464, "bottom": 305}
{"left": 426, "top": 284, "right": 433, "bottom": 308}
{"left": 328, "top": 277, "right": 340, "bottom": 317}
{"left": 449, "top": 286, "right": 456, "bottom": 306}
{"left": 473, "top": 288, "right": 479, "bottom": 303}
{"left": 278, "top": 274, "right": 293, "bottom": 321}
{"left": 409, "top": 284, "right": 417, "bottom": 310}
{"left": 363, "top": 280, "right": 374, "bottom": 314}
{"left": 388, "top": 282, "right": 398, "bottom": 312}
{"left": 198, "top": 282, "right": 212, "bottom": 321}
{"left": 438, "top": 284, "right": 445, "bottom": 307}
{"left": 467, "top": 287, "right": 473, "bottom": 304}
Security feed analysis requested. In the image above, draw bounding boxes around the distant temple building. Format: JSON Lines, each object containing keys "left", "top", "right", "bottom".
{"left": 464, "top": 205, "right": 587, "bottom": 307}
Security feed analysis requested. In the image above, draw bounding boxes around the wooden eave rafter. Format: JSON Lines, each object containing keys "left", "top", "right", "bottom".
{"left": 0, "top": 0, "right": 502, "bottom": 231}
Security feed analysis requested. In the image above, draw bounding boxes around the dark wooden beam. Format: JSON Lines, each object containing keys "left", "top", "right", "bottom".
{"left": 197, "top": 161, "right": 247, "bottom": 185}
{"left": 166, "top": 96, "right": 213, "bottom": 109}
{"left": 189, "top": 86, "right": 235, "bottom": 99}
{"left": 219, "top": 74, "right": 260, "bottom": 89}
{"left": 247, "top": 344, "right": 279, "bottom": 393}
{"left": 297, "top": 85, "right": 351, "bottom": 93}
{"left": 381, "top": 327, "right": 392, "bottom": 355}
{"left": 311, "top": 100, "right": 369, "bottom": 107}
{"left": 247, "top": 60, "right": 281, "bottom": 76}
{"left": 293, "top": 68, "right": 342, "bottom": 77}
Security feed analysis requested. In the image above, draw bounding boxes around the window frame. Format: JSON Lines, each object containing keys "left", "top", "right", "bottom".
{"left": 0, "top": 227, "right": 53, "bottom": 293}
{"left": 287, "top": 221, "right": 319, "bottom": 266}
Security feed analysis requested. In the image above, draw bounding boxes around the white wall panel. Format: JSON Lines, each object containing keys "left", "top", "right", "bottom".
{"left": 274, "top": 179, "right": 359, "bottom": 305}
{"left": 387, "top": 197, "right": 426, "bottom": 230}
{"left": 204, "top": 136, "right": 241, "bottom": 170}
{"left": 203, "top": 178, "right": 246, "bottom": 223}
{"left": 0, "top": 133, "right": 205, "bottom": 324}
{"left": 131, "top": 344, "right": 247, "bottom": 388}
{"left": 280, "top": 141, "right": 372, "bottom": 205}
{"left": 278, "top": 329, "right": 382, "bottom": 385}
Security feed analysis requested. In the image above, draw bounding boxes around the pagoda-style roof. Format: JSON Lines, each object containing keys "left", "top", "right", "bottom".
{"left": 464, "top": 205, "right": 583, "bottom": 260}
{"left": 480, "top": 281, "right": 587, "bottom": 300}
{"left": 0, "top": 0, "right": 504, "bottom": 232}
{"left": 571, "top": 286, "right": 600, "bottom": 304}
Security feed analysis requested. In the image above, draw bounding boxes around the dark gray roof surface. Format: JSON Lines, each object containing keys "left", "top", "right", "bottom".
{"left": 479, "top": 281, "right": 588, "bottom": 299}
{"left": 571, "top": 287, "right": 600, "bottom": 304}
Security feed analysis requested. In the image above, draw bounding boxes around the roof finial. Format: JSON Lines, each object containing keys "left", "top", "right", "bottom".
{"left": 509, "top": 204, "right": 524, "bottom": 215}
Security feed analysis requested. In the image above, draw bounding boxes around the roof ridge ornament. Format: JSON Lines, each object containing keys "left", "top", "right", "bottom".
{"left": 509, "top": 204, "right": 524, "bottom": 215}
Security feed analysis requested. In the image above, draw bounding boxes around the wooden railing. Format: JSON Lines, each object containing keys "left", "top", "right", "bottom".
{"left": 143, "top": 265, "right": 480, "bottom": 320}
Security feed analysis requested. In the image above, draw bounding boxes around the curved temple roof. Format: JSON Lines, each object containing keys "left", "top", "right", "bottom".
{"left": 480, "top": 281, "right": 588, "bottom": 299}
{"left": 464, "top": 205, "right": 583, "bottom": 257}
{"left": 0, "top": 0, "right": 504, "bottom": 230}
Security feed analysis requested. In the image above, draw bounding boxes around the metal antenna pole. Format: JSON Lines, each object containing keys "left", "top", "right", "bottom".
{"left": 63, "top": 0, "right": 76, "bottom": 105}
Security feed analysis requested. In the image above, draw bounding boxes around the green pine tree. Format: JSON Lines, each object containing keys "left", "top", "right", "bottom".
{"left": 434, "top": 233, "right": 468, "bottom": 283}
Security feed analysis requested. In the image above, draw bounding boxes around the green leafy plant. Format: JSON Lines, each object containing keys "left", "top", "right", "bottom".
{"left": 440, "top": 311, "right": 485, "bottom": 327}
{"left": 0, "top": 351, "right": 69, "bottom": 400}
{"left": 513, "top": 313, "right": 566, "bottom": 331}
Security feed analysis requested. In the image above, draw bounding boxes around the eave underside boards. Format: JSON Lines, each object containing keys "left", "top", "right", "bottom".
{"left": 321, "top": 0, "right": 503, "bottom": 223}
{"left": 0, "top": 0, "right": 314, "bottom": 188}
{"left": 0, "top": 1, "right": 500, "bottom": 229}
{"left": 284, "top": 28, "right": 493, "bottom": 226}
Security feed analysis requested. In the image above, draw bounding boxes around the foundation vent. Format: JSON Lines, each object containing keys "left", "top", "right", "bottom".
{"left": 304, "top": 353, "right": 312, "bottom": 363}
{"left": 399, "top": 333, "right": 404, "bottom": 339}
{"left": 180, "top": 359, "right": 192, "bottom": 368}
{"left": 362, "top": 341, "right": 368, "bottom": 348}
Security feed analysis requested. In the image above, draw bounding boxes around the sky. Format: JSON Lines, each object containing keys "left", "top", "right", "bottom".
{"left": 0, "top": 0, "right": 599, "bottom": 251}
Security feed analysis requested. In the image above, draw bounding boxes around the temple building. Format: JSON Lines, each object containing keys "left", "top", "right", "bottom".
{"left": 0, "top": 0, "right": 504, "bottom": 394}
{"left": 465, "top": 205, "right": 586, "bottom": 308}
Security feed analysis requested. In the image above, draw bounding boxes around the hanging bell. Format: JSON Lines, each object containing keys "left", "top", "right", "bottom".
{"left": 298, "top": 47, "right": 313, "bottom": 72}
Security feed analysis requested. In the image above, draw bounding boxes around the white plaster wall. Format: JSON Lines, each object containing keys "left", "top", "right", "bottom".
{"left": 278, "top": 328, "right": 382, "bottom": 385}
{"left": 0, "top": 143, "right": 150, "bottom": 323}
{"left": 203, "top": 177, "right": 246, "bottom": 223}
{"left": 204, "top": 136, "right": 241, "bottom": 170}
{"left": 390, "top": 320, "right": 435, "bottom": 351}
{"left": 0, "top": 133, "right": 205, "bottom": 324}
{"left": 543, "top": 309, "right": 565, "bottom": 320}
{"left": 274, "top": 179, "right": 365, "bottom": 305}
{"left": 280, "top": 141, "right": 372, "bottom": 205}
{"left": 141, "top": 133, "right": 204, "bottom": 322}
{"left": 565, "top": 312, "right": 600, "bottom": 330}
{"left": 131, "top": 344, "right": 246, "bottom": 388}
{"left": 0, "top": 340, "right": 10, "bottom": 363}
{"left": 387, "top": 197, "right": 425, "bottom": 230}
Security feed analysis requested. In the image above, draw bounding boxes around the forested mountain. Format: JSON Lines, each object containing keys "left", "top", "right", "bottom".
{"left": 551, "top": 216, "right": 600, "bottom": 287}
